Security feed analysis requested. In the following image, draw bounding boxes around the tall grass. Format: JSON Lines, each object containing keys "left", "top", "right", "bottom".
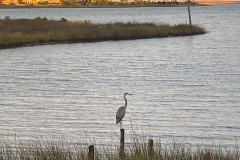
{"left": 0, "top": 18, "right": 206, "bottom": 49}
{"left": 0, "top": 137, "right": 238, "bottom": 160}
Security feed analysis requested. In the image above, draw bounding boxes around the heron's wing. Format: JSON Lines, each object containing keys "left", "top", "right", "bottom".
{"left": 116, "top": 106, "right": 126, "bottom": 124}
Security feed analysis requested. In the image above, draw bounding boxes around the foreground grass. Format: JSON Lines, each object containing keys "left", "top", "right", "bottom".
{"left": 0, "top": 18, "right": 206, "bottom": 49}
{"left": 0, "top": 138, "right": 239, "bottom": 160}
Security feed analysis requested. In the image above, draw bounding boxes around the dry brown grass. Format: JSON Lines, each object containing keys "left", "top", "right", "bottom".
{"left": 0, "top": 137, "right": 239, "bottom": 160}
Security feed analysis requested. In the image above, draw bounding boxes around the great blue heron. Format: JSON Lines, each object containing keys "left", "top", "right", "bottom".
{"left": 116, "top": 93, "right": 132, "bottom": 129}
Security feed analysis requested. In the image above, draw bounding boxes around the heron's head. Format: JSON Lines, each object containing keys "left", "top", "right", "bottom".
{"left": 124, "top": 93, "right": 133, "bottom": 96}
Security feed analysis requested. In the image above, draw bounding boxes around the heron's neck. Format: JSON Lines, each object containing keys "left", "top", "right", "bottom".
{"left": 124, "top": 95, "right": 127, "bottom": 108}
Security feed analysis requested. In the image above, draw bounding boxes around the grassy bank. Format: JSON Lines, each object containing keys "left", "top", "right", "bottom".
{"left": 0, "top": 18, "right": 206, "bottom": 49}
{"left": 0, "top": 137, "right": 239, "bottom": 160}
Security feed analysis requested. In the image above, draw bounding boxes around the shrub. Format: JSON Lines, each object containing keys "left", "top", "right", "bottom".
{"left": 60, "top": 18, "right": 68, "bottom": 22}
{"left": 34, "top": 17, "right": 48, "bottom": 21}
{"left": 35, "top": 17, "right": 42, "bottom": 20}
{"left": 5, "top": 16, "right": 10, "bottom": 20}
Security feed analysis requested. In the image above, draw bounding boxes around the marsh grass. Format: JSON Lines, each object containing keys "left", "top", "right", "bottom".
{"left": 0, "top": 18, "right": 206, "bottom": 49}
{"left": 0, "top": 136, "right": 238, "bottom": 160}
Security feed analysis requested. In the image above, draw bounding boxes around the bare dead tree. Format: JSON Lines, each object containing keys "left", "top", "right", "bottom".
{"left": 187, "top": 0, "right": 192, "bottom": 26}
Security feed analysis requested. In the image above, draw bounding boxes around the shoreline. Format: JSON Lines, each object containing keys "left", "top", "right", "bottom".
{"left": 0, "top": 3, "right": 206, "bottom": 9}
{"left": 0, "top": 1, "right": 239, "bottom": 8}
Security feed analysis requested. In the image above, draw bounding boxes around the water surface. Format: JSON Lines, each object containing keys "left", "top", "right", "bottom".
{"left": 0, "top": 4, "right": 240, "bottom": 147}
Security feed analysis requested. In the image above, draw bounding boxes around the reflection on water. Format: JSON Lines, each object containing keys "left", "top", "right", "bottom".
{"left": 0, "top": 4, "right": 240, "bottom": 147}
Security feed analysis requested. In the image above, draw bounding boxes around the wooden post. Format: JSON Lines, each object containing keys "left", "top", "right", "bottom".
{"left": 119, "top": 128, "right": 125, "bottom": 158}
{"left": 148, "top": 139, "right": 154, "bottom": 157}
{"left": 88, "top": 145, "right": 94, "bottom": 160}
{"left": 187, "top": 0, "right": 192, "bottom": 26}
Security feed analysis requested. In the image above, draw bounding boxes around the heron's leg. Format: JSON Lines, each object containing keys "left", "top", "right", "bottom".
{"left": 120, "top": 121, "right": 122, "bottom": 129}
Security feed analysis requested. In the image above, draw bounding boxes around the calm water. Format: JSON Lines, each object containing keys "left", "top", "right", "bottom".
{"left": 0, "top": 4, "right": 240, "bottom": 147}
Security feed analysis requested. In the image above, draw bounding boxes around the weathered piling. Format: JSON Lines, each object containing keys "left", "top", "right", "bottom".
{"left": 148, "top": 139, "right": 154, "bottom": 158}
{"left": 88, "top": 145, "right": 94, "bottom": 160}
{"left": 119, "top": 128, "right": 125, "bottom": 158}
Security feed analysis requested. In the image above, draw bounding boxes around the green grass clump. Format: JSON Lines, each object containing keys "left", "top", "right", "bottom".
{"left": 0, "top": 18, "right": 206, "bottom": 49}
{"left": 0, "top": 136, "right": 239, "bottom": 160}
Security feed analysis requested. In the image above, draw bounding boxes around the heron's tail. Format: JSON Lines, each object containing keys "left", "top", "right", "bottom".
{"left": 116, "top": 119, "right": 119, "bottom": 124}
